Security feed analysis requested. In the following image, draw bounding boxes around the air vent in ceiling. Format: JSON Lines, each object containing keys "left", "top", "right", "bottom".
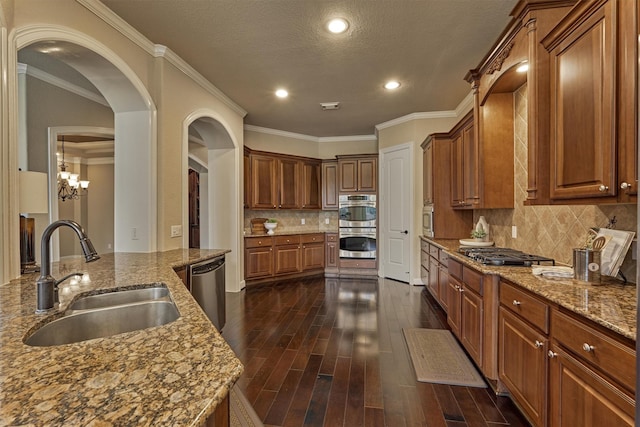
{"left": 320, "top": 102, "right": 340, "bottom": 110}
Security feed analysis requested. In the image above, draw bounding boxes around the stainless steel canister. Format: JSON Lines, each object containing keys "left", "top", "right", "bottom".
{"left": 573, "top": 248, "right": 601, "bottom": 283}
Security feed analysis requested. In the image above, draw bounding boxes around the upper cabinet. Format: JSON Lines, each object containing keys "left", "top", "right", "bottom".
{"left": 542, "top": 0, "right": 638, "bottom": 203}
{"left": 466, "top": 0, "right": 577, "bottom": 206}
{"left": 245, "top": 148, "right": 322, "bottom": 210}
{"left": 337, "top": 155, "right": 378, "bottom": 193}
{"left": 322, "top": 160, "right": 339, "bottom": 210}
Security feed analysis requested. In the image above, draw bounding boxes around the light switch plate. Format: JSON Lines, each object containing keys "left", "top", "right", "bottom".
{"left": 171, "top": 225, "right": 182, "bottom": 237}
{"left": 512, "top": 226, "right": 517, "bottom": 239}
{"left": 301, "top": 218, "right": 305, "bottom": 225}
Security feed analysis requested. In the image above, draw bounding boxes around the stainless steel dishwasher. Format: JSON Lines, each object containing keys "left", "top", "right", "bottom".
{"left": 189, "top": 255, "right": 225, "bottom": 330}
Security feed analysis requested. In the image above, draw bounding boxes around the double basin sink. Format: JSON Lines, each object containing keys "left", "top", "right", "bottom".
{"left": 25, "top": 284, "right": 180, "bottom": 347}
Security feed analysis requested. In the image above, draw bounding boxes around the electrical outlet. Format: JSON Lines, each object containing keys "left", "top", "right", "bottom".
{"left": 171, "top": 225, "right": 182, "bottom": 237}
{"left": 325, "top": 218, "right": 330, "bottom": 225}
{"left": 512, "top": 226, "right": 517, "bottom": 239}
{"left": 131, "top": 227, "right": 139, "bottom": 240}
{"left": 301, "top": 218, "right": 305, "bottom": 225}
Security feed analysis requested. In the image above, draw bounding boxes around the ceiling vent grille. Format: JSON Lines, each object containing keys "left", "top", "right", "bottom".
{"left": 320, "top": 102, "right": 340, "bottom": 110}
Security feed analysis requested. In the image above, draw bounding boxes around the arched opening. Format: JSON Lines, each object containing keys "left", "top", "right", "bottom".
{"left": 15, "top": 29, "right": 157, "bottom": 264}
{"left": 185, "top": 113, "right": 242, "bottom": 292}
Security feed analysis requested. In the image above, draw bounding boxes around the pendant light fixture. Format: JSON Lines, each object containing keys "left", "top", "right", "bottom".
{"left": 57, "top": 136, "right": 89, "bottom": 201}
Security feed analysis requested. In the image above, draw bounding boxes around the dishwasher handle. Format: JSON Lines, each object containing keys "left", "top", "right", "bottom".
{"left": 191, "top": 256, "right": 225, "bottom": 275}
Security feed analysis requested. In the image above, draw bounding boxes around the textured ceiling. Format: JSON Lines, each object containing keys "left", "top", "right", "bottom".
{"left": 46, "top": 1, "right": 521, "bottom": 137}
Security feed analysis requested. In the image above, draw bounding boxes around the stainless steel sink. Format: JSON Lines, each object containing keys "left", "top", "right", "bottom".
{"left": 68, "top": 285, "right": 170, "bottom": 310}
{"left": 25, "top": 285, "right": 180, "bottom": 347}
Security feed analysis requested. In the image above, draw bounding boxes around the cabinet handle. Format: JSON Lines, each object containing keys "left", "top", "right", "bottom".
{"left": 512, "top": 300, "right": 521, "bottom": 306}
{"left": 582, "top": 343, "right": 595, "bottom": 353}
{"left": 534, "top": 340, "right": 543, "bottom": 349}
{"left": 548, "top": 350, "right": 557, "bottom": 359}
{"left": 598, "top": 185, "right": 609, "bottom": 192}
{"left": 620, "top": 182, "right": 632, "bottom": 190}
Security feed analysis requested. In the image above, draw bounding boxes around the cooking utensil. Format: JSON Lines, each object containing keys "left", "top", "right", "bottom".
{"left": 591, "top": 236, "right": 606, "bottom": 251}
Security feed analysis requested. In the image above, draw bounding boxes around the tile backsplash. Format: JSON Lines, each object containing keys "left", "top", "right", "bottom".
{"left": 475, "top": 83, "right": 637, "bottom": 283}
{"left": 244, "top": 210, "right": 339, "bottom": 234}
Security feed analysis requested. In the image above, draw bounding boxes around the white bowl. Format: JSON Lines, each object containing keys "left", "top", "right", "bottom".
{"left": 264, "top": 222, "right": 278, "bottom": 235}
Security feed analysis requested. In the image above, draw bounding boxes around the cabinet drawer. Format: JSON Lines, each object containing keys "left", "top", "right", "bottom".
{"left": 421, "top": 240, "right": 429, "bottom": 254}
{"left": 429, "top": 245, "right": 439, "bottom": 257}
{"left": 448, "top": 258, "right": 462, "bottom": 280}
{"left": 421, "top": 251, "right": 430, "bottom": 269}
{"left": 275, "top": 235, "right": 301, "bottom": 246}
{"left": 500, "top": 280, "right": 549, "bottom": 334}
{"left": 326, "top": 233, "right": 338, "bottom": 242}
{"left": 552, "top": 310, "right": 636, "bottom": 392}
{"left": 462, "top": 266, "right": 483, "bottom": 295}
{"left": 439, "top": 251, "right": 449, "bottom": 264}
{"left": 301, "top": 233, "right": 324, "bottom": 244}
{"left": 245, "top": 236, "right": 274, "bottom": 248}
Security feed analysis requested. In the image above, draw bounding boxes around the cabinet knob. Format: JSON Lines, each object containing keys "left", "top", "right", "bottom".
{"left": 582, "top": 343, "right": 595, "bottom": 353}
{"left": 620, "top": 182, "right": 632, "bottom": 190}
{"left": 534, "top": 340, "right": 543, "bottom": 349}
{"left": 459, "top": 287, "right": 464, "bottom": 293}
{"left": 512, "top": 300, "right": 521, "bottom": 306}
{"left": 598, "top": 185, "right": 609, "bottom": 192}
{"left": 548, "top": 350, "right": 557, "bottom": 359}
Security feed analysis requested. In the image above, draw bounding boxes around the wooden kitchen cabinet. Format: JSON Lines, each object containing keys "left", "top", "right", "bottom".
{"left": 278, "top": 158, "right": 301, "bottom": 209}
{"left": 249, "top": 153, "right": 278, "bottom": 209}
{"left": 301, "top": 233, "right": 325, "bottom": 271}
{"left": 337, "top": 154, "right": 378, "bottom": 193}
{"left": 543, "top": 0, "right": 638, "bottom": 203}
{"left": 274, "top": 235, "right": 301, "bottom": 275}
{"left": 301, "top": 159, "right": 321, "bottom": 209}
{"left": 321, "top": 160, "right": 339, "bottom": 210}
{"left": 245, "top": 236, "right": 274, "bottom": 279}
{"left": 243, "top": 147, "right": 250, "bottom": 208}
{"left": 446, "top": 274, "right": 463, "bottom": 338}
{"left": 325, "top": 233, "right": 338, "bottom": 275}
{"left": 498, "top": 279, "right": 550, "bottom": 427}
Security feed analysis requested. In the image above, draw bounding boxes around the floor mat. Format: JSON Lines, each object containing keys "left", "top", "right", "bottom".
{"left": 230, "top": 385, "right": 264, "bottom": 427}
{"left": 403, "top": 328, "right": 486, "bottom": 388}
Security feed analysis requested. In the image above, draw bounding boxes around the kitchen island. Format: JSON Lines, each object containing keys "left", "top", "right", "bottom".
{"left": 0, "top": 249, "right": 242, "bottom": 426}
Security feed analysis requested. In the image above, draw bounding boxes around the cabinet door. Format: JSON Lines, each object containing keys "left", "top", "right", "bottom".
{"left": 245, "top": 246, "right": 274, "bottom": 279}
{"left": 460, "top": 286, "right": 483, "bottom": 367}
{"left": 499, "top": 307, "right": 547, "bottom": 427}
{"left": 549, "top": 1, "right": 616, "bottom": 200}
{"left": 338, "top": 159, "right": 358, "bottom": 192}
{"left": 322, "top": 161, "right": 339, "bottom": 209}
{"left": 278, "top": 158, "right": 301, "bottom": 209}
{"left": 325, "top": 234, "right": 338, "bottom": 268}
{"left": 358, "top": 158, "right": 377, "bottom": 193}
{"left": 447, "top": 276, "right": 462, "bottom": 337}
{"left": 274, "top": 244, "right": 301, "bottom": 275}
{"left": 243, "top": 149, "right": 250, "bottom": 208}
{"left": 548, "top": 344, "right": 635, "bottom": 427}
{"left": 423, "top": 141, "right": 433, "bottom": 205}
{"left": 302, "top": 242, "right": 325, "bottom": 270}
{"left": 250, "top": 154, "right": 277, "bottom": 209}
{"left": 428, "top": 256, "right": 439, "bottom": 301}
{"left": 437, "top": 263, "right": 449, "bottom": 313}
{"left": 301, "top": 160, "right": 321, "bottom": 209}
{"left": 462, "top": 122, "right": 480, "bottom": 207}
{"left": 450, "top": 134, "right": 465, "bottom": 207}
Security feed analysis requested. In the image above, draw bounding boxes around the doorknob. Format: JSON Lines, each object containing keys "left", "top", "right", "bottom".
{"left": 401, "top": 230, "right": 408, "bottom": 234}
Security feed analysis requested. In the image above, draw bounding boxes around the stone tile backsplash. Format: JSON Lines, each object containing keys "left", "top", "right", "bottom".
{"left": 244, "top": 210, "right": 339, "bottom": 234}
{"left": 474, "top": 84, "right": 637, "bottom": 283}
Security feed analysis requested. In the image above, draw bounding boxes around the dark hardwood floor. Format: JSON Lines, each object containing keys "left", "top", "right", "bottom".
{"left": 222, "top": 277, "right": 530, "bottom": 427}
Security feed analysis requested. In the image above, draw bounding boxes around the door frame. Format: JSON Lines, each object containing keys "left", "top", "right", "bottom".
{"left": 378, "top": 142, "right": 415, "bottom": 282}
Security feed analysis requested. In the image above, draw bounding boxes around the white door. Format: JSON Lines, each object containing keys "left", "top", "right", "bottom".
{"left": 381, "top": 143, "right": 411, "bottom": 283}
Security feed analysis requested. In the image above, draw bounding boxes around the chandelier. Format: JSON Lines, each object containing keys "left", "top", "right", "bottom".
{"left": 58, "top": 137, "right": 89, "bottom": 201}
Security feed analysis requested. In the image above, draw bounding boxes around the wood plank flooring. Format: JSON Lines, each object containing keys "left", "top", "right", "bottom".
{"left": 222, "top": 277, "right": 530, "bottom": 427}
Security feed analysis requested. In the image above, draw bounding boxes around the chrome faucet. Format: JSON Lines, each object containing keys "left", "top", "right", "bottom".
{"left": 36, "top": 219, "right": 100, "bottom": 313}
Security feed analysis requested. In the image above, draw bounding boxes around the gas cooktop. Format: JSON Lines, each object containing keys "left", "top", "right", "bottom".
{"left": 458, "top": 247, "right": 555, "bottom": 267}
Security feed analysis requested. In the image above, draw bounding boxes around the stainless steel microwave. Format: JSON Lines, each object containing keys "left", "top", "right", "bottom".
{"left": 423, "top": 205, "right": 434, "bottom": 238}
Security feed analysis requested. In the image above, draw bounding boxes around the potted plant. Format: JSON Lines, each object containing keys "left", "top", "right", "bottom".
{"left": 264, "top": 218, "right": 278, "bottom": 235}
{"left": 470, "top": 229, "right": 487, "bottom": 242}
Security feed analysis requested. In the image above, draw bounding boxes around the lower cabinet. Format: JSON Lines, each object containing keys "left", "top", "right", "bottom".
{"left": 245, "top": 233, "right": 325, "bottom": 284}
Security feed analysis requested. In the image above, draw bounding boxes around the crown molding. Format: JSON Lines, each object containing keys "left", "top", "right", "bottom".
{"left": 243, "top": 124, "right": 376, "bottom": 143}
{"left": 21, "top": 63, "right": 110, "bottom": 107}
{"left": 86, "top": 157, "right": 115, "bottom": 165}
{"left": 455, "top": 91, "right": 474, "bottom": 116}
{"left": 375, "top": 110, "right": 457, "bottom": 131}
{"left": 76, "top": 0, "right": 246, "bottom": 117}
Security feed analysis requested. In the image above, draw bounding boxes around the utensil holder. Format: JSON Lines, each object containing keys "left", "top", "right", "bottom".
{"left": 573, "top": 248, "right": 601, "bottom": 283}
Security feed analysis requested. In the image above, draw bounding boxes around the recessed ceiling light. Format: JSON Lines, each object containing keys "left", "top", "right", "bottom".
{"left": 275, "top": 89, "right": 288, "bottom": 98}
{"left": 384, "top": 81, "right": 401, "bottom": 90}
{"left": 516, "top": 62, "right": 529, "bottom": 73}
{"left": 327, "top": 18, "right": 349, "bottom": 34}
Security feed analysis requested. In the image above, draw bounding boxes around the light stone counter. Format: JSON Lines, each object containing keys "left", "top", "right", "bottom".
{"left": 0, "top": 249, "right": 243, "bottom": 426}
{"left": 243, "top": 228, "right": 338, "bottom": 237}
{"left": 423, "top": 237, "right": 637, "bottom": 341}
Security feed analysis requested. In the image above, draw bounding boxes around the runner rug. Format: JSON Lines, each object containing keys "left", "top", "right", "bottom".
{"left": 230, "top": 385, "right": 264, "bottom": 427}
{"left": 403, "top": 328, "right": 486, "bottom": 388}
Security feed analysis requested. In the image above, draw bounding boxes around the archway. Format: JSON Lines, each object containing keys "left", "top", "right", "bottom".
{"left": 15, "top": 26, "right": 158, "bottom": 259}
{"left": 185, "top": 112, "right": 242, "bottom": 292}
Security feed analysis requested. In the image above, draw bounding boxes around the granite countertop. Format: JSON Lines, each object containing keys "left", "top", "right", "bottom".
{"left": 423, "top": 237, "right": 637, "bottom": 341}
{"left": 244, "top": 229, "right": 338, "bottom": 237}
{"left": 0, "top": 249, "right": 243, "bottom": 426}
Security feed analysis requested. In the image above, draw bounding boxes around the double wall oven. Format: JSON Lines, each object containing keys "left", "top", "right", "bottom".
{"left": 339, "top": 194, "right": 377, "bottom": 259}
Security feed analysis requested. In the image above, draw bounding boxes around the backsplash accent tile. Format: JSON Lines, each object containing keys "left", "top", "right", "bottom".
{"left": 475, "top": 83, "right": 637, "bottom": 282}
